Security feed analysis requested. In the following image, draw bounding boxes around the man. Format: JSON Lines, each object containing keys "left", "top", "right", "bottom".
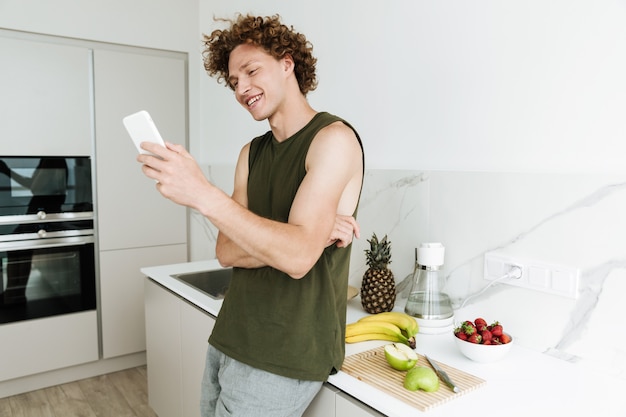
{"left": 138, "top": 14, "right": 364, "bottom": 417}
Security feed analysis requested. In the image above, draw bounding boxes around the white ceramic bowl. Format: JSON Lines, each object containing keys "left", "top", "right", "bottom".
{"left": 454, "top": 333, "right": 513, "bottom": 363}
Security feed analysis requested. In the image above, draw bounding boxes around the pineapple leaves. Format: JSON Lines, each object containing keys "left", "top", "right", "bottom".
{"left": 364, "top": 233, "right": 392, "bottom": 269}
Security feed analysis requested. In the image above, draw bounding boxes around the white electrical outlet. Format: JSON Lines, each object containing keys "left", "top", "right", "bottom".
{"left": 484, "top": 252, "right": 579, "bottom": 299}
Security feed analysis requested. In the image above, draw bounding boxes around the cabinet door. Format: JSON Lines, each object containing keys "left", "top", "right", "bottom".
{"left": 93, "top": 47, "right": 187, "bottom": 251}
{"left": 180, "top": 301, "right": 216, "bottom": 417}
{"left": 335, "top": 392, "right": 385, "bottom": 417}
{"left": 303, "top": 383, "right": 338, "bottom": 417}
{"left": 0, "top": 311, "right": 98, "bottom": 382}
{"left": 0, "top": 34, "right": 92, "bottom": 156}
{"left": 145, "top": 278, "right": 184, "bottom": 417}
{"left": 101, "top": 244, "right": 186, "bottom": 358}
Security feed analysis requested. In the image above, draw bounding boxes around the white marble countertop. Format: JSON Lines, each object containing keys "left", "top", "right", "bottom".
{"left": 141, "top": 261, "right": 624, "bottom": 417}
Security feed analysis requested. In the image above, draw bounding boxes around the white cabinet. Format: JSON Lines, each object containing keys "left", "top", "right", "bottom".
{"left": 180, "top": 297, "right": 216, "bottom": 417}
{"left": 93, "top": 47, "right": 187, "bottom": 252}
{"left": 304, "top": 382, "right": 384, "bottom": 417}
{"left": 335, "top": 392, "right": 385, "bottom": 417}
{"left": 101, "top": 245, "right": 187, "bottom": 358}
{"left": 145, "top": 277, "right": 184, "bottom": 417}
{"left": 0, "top": 311, "right": 98, "bottom": 383}
{"left": 303, "top": 383, "right": 338, "bottom": 417}
{"left": 0, "top": 32, "right": 92, "bottom": 156}
{"left": 94, "top": 46, "right": 188, "bottom": 359}
{"left": 145, "top": 278, "right": 215, "bottom": 417}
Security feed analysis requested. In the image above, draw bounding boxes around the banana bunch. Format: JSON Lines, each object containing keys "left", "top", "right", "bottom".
{"left": 345, "top": 312, "right": 418, "bottom": 349}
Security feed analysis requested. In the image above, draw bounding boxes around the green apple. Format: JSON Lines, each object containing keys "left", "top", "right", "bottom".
{"left": 383, "top": 343, "right": 418, "bottom": 371}
{"left": 403, "top": 366, "right": 440, "bottom": 392}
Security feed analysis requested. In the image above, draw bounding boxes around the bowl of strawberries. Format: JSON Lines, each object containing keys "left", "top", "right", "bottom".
{"left": 453, "top": 318, "right": 513, "bottom": 363}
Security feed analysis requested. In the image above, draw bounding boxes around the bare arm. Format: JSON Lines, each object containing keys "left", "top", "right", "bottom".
{"left": 138, "top": 122, "right": 362, "bottom": 278}
{"left": 214, "top": 143, "right": 265, "bottom": 268}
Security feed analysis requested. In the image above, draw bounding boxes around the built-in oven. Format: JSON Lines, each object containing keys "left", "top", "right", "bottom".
{"left": 0, "top": 156, "right": 96, "bottom": 324}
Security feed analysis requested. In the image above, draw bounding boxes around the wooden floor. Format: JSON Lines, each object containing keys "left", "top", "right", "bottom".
{"left": 0, "top": 366, "right": 158, "bottom": 417}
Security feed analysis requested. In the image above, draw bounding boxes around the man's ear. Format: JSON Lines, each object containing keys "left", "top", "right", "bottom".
{"left": 282, "top": 53, "right": 295, "bottom": 73}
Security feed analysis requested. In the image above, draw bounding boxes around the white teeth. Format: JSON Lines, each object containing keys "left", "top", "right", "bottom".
{"left": 247, "top": 95, "right": 261, "bottom": 106}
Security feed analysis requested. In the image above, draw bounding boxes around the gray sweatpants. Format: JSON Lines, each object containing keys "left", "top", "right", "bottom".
{"left": 200, "top": 344, "right": 323, "bottom": 417}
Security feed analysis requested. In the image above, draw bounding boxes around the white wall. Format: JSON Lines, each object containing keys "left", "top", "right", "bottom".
{"left": 198, "top": 0, "right": 626, "bottom": 174}
{"left": 2, "top": 1, "right": 625, "bottom": 174}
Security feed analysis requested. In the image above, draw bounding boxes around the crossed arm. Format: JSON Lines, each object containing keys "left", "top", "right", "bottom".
{"left": 138, "top": 122, "right": 363, "bottom": 279}
{"left": 215, "top": 122, "right": 362, "bottom": 276}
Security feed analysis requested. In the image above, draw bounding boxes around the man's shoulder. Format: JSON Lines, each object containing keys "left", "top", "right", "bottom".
{"left": 314, "top": 113, "right": 361, "bottom": 147}
{"left": 317, "top": 120, "right": 356, "bottom": 139}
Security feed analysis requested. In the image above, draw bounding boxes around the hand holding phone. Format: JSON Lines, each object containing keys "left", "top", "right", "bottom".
{"left": 122, "top": 110, "right": 166, "bottom": 155}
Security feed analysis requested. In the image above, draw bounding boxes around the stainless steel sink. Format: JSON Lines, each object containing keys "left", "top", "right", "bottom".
{"left": 172, "top": 268, "right": 232, "bottom": 300}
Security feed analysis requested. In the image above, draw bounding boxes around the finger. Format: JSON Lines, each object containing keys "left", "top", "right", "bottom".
{"left": 335, "top": 235, "right": 352, "bottom": 248}
{"left": 342, "top": 216, "right": 360, "bottom": 239}
{"left": 165, "top": 142, "right": 189, "bottom": 156}
{"left": 352, "top": 220, "right": 361, "bottom": 239}
{"left": 140, "top": 141, "right": 168, "bottom": 157}
{"left": 338, "top": 216, "right": 360, "bottom": 239}
{"left": 336, "top": 230, "right": 354, "bottom": 248}
{"left": 141, "top": 163, "right": 161, "bottom": 182}
{"left": 138, "top": 153, "right": 166, "bottom": 175}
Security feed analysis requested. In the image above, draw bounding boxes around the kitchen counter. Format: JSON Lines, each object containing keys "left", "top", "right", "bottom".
{"left": 142, "top": 259, "right": 225, "bottom": 317}
{"left": 142, "top": 261, "right": 624, "bottom": 417}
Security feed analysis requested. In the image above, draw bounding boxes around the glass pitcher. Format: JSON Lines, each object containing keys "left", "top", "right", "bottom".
{"left": 404, "top": 243, "right": 454, "bottom": 334}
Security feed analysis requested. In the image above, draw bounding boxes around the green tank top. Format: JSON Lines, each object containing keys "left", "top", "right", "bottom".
{"left": 208, "top": 112, "right": 364, "bottom": 381}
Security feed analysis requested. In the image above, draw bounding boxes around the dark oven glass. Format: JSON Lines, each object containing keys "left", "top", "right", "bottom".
{"left": 0, "top": 156, "right": 96, "bottom": 324}
{"left": 0, "top": 156, "right": 93, "bottom": 216}
{"left": 0, "top": 237, "right": 96, "bottom": 324}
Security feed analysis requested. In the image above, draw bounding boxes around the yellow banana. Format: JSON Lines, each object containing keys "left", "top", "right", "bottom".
{"left": 345, "top": 333, "right": 405, "bottom": 344}
{"left": 346, "top": 320, "right": 405, "bottom": 340}
{"left": 345, "top": 320, "right": 416, "bottom": 348}
{"left": 357, "top": 312, "right": 419, "bottom": 337}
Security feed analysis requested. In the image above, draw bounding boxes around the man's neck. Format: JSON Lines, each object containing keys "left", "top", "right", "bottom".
{"left": 268, "top": 97, "right": 317, "bottom": 142}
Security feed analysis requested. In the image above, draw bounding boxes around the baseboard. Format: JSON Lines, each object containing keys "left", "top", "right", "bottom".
{"left": 0, "top": 351, "right": 147, "bottom": 399}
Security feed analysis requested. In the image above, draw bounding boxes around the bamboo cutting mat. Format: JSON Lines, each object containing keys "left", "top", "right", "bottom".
{"left": 341, "top": 346, "right": 486, "bottom": 412}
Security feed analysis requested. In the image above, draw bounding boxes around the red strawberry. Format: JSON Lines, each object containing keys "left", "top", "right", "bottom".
{"left": 467, "top": 333, "right": 482, "bottom": 344}
{"left": 462, "top": 321, "right": 477, "bottom": 336}
{"left": 479, "top": 329, "right": 492, "bottom": 343}
{"left": 490, "top": 322, "right": 503, "bottom": 337}
{"left": 482, "top": 339, "right": 492, "bottom": 345}
{"left": 500, "top": 333, "right": 512, "bottom": 344}
{"left": 474, "top": 318, "right": 488, "bottom": 331}
{"left": 454, "top": 326, "right": 466, "bottom": 339}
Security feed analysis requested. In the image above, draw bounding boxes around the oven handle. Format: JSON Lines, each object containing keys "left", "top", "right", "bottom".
{"left": 0, "top": 229, "right": 94, "bottom": 243}
{"left": 0, "top": 235, "right": 94, "bottom": 251}
{"left": 0, "top": 211, "right": 94, "bottom": 226}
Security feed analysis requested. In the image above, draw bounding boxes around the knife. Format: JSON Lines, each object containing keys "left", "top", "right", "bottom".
{"left": 424, "top": 355, "right": 460, "bottom": 393}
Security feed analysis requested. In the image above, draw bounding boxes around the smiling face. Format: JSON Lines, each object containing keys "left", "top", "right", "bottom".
{"left": 228, "top": 43, "right": 294, "bottom": 122}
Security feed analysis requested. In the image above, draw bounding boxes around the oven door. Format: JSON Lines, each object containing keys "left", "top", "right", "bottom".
{"left": 0, "top": 156, "right": 93, "bottom": 217}
{"left": 0, "top": 235, "right": 96, "bottom": 324}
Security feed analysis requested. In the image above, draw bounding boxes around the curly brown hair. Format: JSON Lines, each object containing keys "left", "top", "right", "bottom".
{"left": 202, "top": 14, "right": 318, "bottom": 95}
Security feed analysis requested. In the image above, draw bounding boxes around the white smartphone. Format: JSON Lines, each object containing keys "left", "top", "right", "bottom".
{"left": 122, "top": 110, "right": 166, "bottom": 155}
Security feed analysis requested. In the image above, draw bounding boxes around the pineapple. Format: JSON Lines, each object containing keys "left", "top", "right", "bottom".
{"left": 360, "top": 233, "right": 396, "bottom": 314}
